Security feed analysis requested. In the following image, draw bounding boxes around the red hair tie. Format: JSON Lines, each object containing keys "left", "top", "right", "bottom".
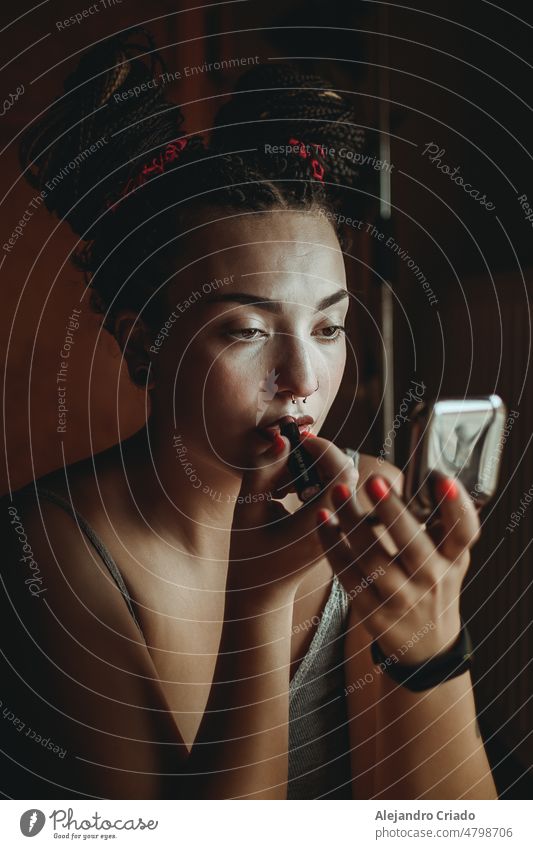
{"left": 288, "top": 137, "right": 326, "bottom": 182}
{"left": 107, "top": 137, "right": 189, "bottom": 211}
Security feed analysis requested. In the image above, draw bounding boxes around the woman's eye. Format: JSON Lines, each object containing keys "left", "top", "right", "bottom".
{"left": 317, "top": 325, "right": 346, "bottom": 341}
{"left": 226, "top": 328, "right": 267, "bottom": 341}
{"left": 226, "top": 326, "right": 346, "bottom": 342}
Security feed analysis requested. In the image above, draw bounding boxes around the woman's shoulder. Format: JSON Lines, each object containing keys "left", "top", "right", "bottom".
{"left": 0, "top": 446, "right": 130, "bottom": 612}
{"left": 2, "top": 442, "right": 106, "bottom": 506}
{"left": 2, "top": 438, "right": 128, "bottom": 530}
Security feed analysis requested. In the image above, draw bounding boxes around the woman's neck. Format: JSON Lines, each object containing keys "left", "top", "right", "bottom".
{"left": 119, "top": 420, "right": 249, "bottom": 561}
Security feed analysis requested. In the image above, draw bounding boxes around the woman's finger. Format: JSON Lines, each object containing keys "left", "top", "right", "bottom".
{"left": 328, "top": 481, "right": 384, "bottom": 555}
{"left": 234, "top": 434, "right": 292, "bottom": 528}
{"left": 298, "top": 433, "right": 359, "bottom": 492}
{"left": 363, "top": 474, "right": 437, "bottom": 577}
{"left": 270, "top": 464, "right": 298, "bottom": 498}
{"left": 329, "top": 547, "right": 394, "bottom": 633}
{"left": 321, "top": 480, "right": 386, "bottom": 568}
{"left": 317, "top": 496, "right": 408, "bottom": 603}
{"left": 315, "top": 508, "right": 385, "bottom": 605}
{"left": 427, "top": 471, "right": 481, "bottom": 562}
{"left": 315, "top": 507, "right": 356, "bottom": 571}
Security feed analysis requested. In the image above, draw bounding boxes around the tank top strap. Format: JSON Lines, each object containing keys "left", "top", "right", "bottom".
{"left": 34, "top": 486, "right": 144, "bottom": 637}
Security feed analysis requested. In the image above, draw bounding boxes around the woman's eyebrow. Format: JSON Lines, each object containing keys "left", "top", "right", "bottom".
{"left": 202, "top": 289, "right": 349, "bottom": 313}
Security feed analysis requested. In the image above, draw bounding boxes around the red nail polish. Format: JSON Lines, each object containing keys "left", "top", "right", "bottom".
{"left": 333, "top": 483, "right": 351, "bottom": 502}
{"left": 366, "top": 476, "right": 390, "bottom": 502}
{"left": 300, "top": 430, "right": 317, "bottom": 439}
{"left": 273, "top": 433, "right": 285, "bottom": 453}
{"left": 317, "top": 508, "right": 331, "bottom": 524}
{"left": 434, "top": 477, "right": 458, "bottom": 501}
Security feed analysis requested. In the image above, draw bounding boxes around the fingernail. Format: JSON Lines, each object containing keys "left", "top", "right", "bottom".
{"left": 300, "top": 430, "right": 317, "bottom": 439}
{"left": 434, "top": 477, "right": 458, "bottom": 501}
{"left": 333, "top": 483, "right": 351, "bottom": 502}
{"left": 366, "top": 475, "right": 390, "bottom": 502}
{"left": 273, "top": 433, "right": 286, "bottom": 454}
{"left": 317, "top": 508, "right": 331, "bottom": 524}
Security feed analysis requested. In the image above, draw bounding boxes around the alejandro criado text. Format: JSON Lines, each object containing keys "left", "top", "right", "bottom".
{"left": 375, "top": 809, "right": 476, "bottom": 822}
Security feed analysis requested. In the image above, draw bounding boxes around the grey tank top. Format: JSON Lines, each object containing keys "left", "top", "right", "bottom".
{"left": 35, "top": 447, "right": 359, "bottom": 800}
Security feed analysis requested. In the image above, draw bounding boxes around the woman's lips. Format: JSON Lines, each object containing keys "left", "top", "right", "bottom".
{"left": 256, "top": 414, "right": 314, "bottom": 441}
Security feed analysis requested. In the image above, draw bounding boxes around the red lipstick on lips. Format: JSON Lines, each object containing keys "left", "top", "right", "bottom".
{"left": 257, "top": 413, "right": 315, "bottom": 442}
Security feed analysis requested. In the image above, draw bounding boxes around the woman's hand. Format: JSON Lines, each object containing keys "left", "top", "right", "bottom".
{"left": 316, "top": 468, "right": 481, "bottom": 664}
{"left": 194, "top": 433, "right": 359, "bottom": 799}
{"left": 227, "top": 433, "right": 359, "bottom": 599}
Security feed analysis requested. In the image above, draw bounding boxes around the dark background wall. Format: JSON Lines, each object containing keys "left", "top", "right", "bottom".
{"left": 1, "top": 0, "right": 532, "bottom": 796}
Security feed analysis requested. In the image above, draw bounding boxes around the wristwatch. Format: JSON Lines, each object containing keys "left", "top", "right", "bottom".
{"left": 370, "top": 618, "right": 474, "bottom": 692}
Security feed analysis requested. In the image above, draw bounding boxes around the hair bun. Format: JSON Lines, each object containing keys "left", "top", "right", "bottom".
{"left": 19, "top": 27, "right": 185, "bottom": 238}
{"left": 210, "top": 62, "right": 366, "bottom": 190}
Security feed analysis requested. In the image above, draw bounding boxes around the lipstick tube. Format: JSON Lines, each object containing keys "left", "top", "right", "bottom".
{"left": 279, "top": 420, "right": 323, "bottom": 502}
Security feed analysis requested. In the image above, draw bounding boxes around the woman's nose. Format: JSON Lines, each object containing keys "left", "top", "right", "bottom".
{"left": 273, "top": 334, "right": 319, "bottom": 401}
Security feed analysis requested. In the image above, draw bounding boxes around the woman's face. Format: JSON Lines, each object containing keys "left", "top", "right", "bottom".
{"left": 153, "top": 208, "right": 349, "bottom": 476}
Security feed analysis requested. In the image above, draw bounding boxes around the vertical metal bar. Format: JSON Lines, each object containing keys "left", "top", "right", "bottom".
{"left": 378, "top": 4, "right": 395, "bottom": 463}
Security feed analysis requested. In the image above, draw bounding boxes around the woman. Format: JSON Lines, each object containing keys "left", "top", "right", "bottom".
{"left": 1, "top": 30, "right": 497, "bottom": 800}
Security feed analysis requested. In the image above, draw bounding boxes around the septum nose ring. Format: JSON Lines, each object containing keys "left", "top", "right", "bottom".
{"left": 291, "top": 382, "right": 319, "bottom": 404}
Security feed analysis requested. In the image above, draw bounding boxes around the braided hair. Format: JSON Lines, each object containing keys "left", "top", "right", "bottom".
{"left": 19, "top": 27, "right": 367, "bottom": 336}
